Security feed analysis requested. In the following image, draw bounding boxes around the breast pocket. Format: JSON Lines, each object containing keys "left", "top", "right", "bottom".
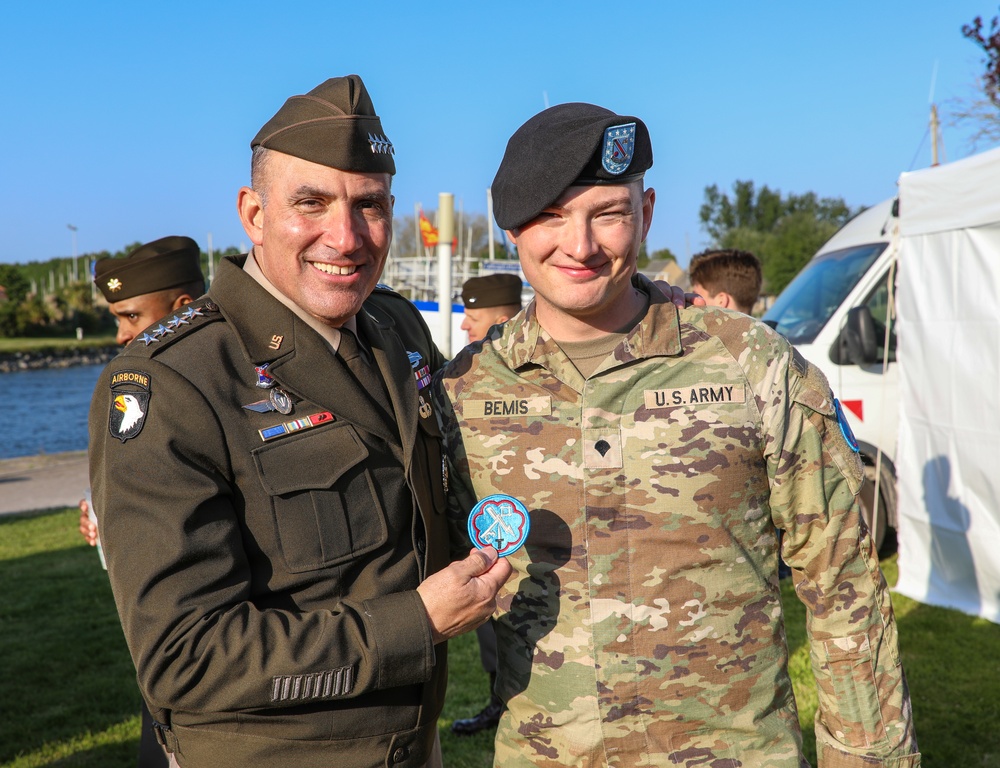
{"left": 253, "top": 423, "right": 388, "bottom": 573}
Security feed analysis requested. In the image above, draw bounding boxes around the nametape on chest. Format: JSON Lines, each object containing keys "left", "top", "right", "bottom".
{"left": 644, "top": 383, "right": 746, "bottom": 409}
{"left": 463, "top": 395, "right": 552, "bottom": 419}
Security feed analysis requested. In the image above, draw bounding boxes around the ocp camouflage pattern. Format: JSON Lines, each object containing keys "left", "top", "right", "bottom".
{"left": 432, "top": 277, "right": 919, "bottom": 768}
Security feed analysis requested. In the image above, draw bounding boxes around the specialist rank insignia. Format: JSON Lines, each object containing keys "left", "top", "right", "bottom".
{"left": 108, "top": 370, "right": 151, "bottom": 443}
{"left": 468, "top": 494, "right": 530, "bottom": 557}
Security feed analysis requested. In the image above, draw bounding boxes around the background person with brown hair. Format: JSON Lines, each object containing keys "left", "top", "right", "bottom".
{"left": 687, "top": 247, "right": 762, "bottom": 315}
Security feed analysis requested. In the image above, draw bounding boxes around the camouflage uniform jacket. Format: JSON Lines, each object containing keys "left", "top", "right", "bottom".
{"left": 433, "top": 278, "right": 919, "bottom": 768}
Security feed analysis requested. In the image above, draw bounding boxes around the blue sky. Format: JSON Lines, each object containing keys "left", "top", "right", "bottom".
{"left": 1, "top": 1, "right": 995, "bottom": 267}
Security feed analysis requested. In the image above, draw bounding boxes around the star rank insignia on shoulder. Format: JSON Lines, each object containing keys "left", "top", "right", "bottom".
{"left": 134, "top": 302, "right": 219, "bottom": 347}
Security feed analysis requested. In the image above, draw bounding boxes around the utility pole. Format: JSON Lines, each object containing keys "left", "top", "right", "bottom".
{"left": 67, "top": 224, "right": 78, "bottom": 282}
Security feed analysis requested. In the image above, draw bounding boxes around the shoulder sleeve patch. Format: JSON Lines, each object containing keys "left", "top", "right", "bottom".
{"left": 108, "top": 370, "right": 151, "bottom": 442}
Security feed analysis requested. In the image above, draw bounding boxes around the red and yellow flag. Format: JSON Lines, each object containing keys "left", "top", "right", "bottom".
{"left": 419, "top": 211, "right": 439, "bottom": 247}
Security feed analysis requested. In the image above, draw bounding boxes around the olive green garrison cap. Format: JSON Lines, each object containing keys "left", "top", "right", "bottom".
{"left": 251, "top": 74, "right": 395, "bottom": 175}
{"left": 95, "top": 236, "right": 203, "bottom": 302}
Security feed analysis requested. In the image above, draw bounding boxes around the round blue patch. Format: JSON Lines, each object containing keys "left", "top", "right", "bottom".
{"left": 468, "top": 494, "right": 530, "bottom": 557}
{"left": 833, "top": 398, "right": 860, "bottom": 453}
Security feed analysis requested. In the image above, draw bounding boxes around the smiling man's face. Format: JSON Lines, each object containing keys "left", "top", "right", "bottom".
{"left": 508, "top": 181, "right": 654, "bottom": 339}
{"left": 239, "top": 150, "right": 393, "bottom": 328}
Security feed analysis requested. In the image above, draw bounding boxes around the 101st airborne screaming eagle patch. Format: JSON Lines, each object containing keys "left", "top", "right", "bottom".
{"left": 108, "top": 370, "right": 151, "bottom": 442}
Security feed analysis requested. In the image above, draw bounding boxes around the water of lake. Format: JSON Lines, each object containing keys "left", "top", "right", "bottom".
{"left": 1, "top": 364, "right": 106, "bottom": 460}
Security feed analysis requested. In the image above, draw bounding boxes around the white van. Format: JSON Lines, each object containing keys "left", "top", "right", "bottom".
{"left": 761, "top": 198, "right": 900, "bottom": 552}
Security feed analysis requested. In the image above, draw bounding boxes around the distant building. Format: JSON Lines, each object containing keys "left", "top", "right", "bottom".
{"left": 640, "top": 259, "right": 687, "bottom": 289}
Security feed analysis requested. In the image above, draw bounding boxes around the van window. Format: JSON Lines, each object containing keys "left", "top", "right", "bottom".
{"left": 863, "top": 267, "right": 897, "bottom": 363}
{"left": 762, "top": 243, "right": 887, "bottom": 344}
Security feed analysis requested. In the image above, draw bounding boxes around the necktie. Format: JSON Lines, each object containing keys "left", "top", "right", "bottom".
{"left": 337, "top": 328, "right": 393, "bottom": 420}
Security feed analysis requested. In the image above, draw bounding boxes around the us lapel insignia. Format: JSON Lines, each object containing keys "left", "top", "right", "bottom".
{"left": 108, "top": 370, "right": 151, "bottom": 443}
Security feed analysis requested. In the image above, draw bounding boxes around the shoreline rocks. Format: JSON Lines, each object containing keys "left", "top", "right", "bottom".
{"left": 0, "top": 346, "right": 118, "bottom": 373}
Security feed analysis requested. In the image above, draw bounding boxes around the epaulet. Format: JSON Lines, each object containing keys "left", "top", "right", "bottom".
{"left": 370, "top": 282, "right": 402, "bottom": 297}
{"left": 365, "top": 283, "right": 420, "bottom": 317}
{"left": 123, "top": 299, "right": 225, "bottom": 358}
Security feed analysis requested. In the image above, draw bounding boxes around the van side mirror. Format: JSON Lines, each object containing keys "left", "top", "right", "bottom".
{"left": 831, "top": 306, "right": 879, "bottom": 366}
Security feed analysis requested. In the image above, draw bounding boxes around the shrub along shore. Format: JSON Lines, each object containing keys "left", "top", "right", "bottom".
{"left": 0, "top": 337, "right": 117, "bottom": 372}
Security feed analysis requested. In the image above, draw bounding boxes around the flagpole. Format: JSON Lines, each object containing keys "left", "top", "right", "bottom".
{"left": 487, "top": 187, "right": 495, "bottom": 263}
{"left": 436, "top": 192, "right": 455, "bottom": 357}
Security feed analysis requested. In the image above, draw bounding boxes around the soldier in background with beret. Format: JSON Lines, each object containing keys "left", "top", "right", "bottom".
{"left": 88, "top": 75, "right": 510, "bottom": 768}
{"left": 433, "top": 103, "right": 921, "bottom": 766}
{"left": 79, "top": 236, "right": 205, "bottom": 768}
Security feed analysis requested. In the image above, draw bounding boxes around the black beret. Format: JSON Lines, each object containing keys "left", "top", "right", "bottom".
{"left": 251, "top": 74, "right": 395, "bottom": 175}
{"left": 462, "top": 274, "right": 523, "bottom": 308}
{"left": 492, "top": 102, "right": 653, "bottom": 230}
{"left": 95, "top": 236, "right": 203, "bottom": 302}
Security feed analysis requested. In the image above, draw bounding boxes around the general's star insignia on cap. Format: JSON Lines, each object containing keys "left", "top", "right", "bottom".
{"left": 367, "top": 133, "right": 394, "bottom": 155}
{"left": 468, "top": 494, "right": 530, "bottom": 557}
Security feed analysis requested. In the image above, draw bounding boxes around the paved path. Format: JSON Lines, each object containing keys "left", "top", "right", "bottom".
{"left": 0, "top": 451, "right": 90, "bottom": 516}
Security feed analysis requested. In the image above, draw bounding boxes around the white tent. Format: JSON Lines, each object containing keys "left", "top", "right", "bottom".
{"left": 894, "top": 146, "right": 1000, "bottom": 623}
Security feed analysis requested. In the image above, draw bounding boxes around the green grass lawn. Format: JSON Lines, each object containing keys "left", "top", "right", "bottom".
{"left": 2, "top": 509, "right": 998, "bottom": 766}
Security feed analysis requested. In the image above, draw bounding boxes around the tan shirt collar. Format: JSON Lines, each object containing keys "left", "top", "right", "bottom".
{"left": 243, "top": 247, "right": 357, "bottom": 353}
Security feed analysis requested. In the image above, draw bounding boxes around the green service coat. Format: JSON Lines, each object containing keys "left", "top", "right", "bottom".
{"left": 89, "top": 255, "right": 448, "bottom": 768}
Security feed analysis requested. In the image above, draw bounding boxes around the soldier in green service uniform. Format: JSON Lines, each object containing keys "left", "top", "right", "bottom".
{"left": 88, "top": 75, "right": 510, "bottom": 768}
{"left": 432, "top": 103, "right": 920, "bottom": 767}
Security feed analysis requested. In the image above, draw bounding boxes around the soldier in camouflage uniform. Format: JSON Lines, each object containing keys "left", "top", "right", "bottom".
{"left": 432, "top": 103, "right": 920, "bottom": 767}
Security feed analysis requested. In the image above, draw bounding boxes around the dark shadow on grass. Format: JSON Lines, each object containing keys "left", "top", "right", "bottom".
{"left": 0, "top": 531, "right": 142, "bottom": 764}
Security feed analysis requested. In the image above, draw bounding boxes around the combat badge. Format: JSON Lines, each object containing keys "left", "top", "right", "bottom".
{"left": 834, "top": 398, "right": 860, "bottom": 453}
{"left": 108, "top": 370, "right": 151, "bottom": 443}
{"left": 602, "top": 122, "right": 636, "bottom": 175}
{"left": 468, "top": 494, "right": 530, "bottom": 557}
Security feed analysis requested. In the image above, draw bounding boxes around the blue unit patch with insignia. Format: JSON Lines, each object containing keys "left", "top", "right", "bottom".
{"left": 468, "top": 494, "right": 530, "bottom": 557}
{"left": 602, "top": 122, "right": 636, "bottom": 175}
{"left": 834, "top": 398, "right": 860, "bottom": 453}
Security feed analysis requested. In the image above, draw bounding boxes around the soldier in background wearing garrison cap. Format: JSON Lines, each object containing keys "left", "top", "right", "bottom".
{"left": 79, "top": 235, "right": 205, "bottom": 768}
{"left": 433, "top": 103, "right": 921, "bottom": 767}
{"left": 460, "top": 273, "right": 523, "bottom": 345}
{"left": 88, "top": 75, "right": 510, "bottom": 768}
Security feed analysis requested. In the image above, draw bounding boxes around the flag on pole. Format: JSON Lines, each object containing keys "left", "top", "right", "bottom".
{"left": 419, "top": 211, "right": 439, "bottom": 247}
